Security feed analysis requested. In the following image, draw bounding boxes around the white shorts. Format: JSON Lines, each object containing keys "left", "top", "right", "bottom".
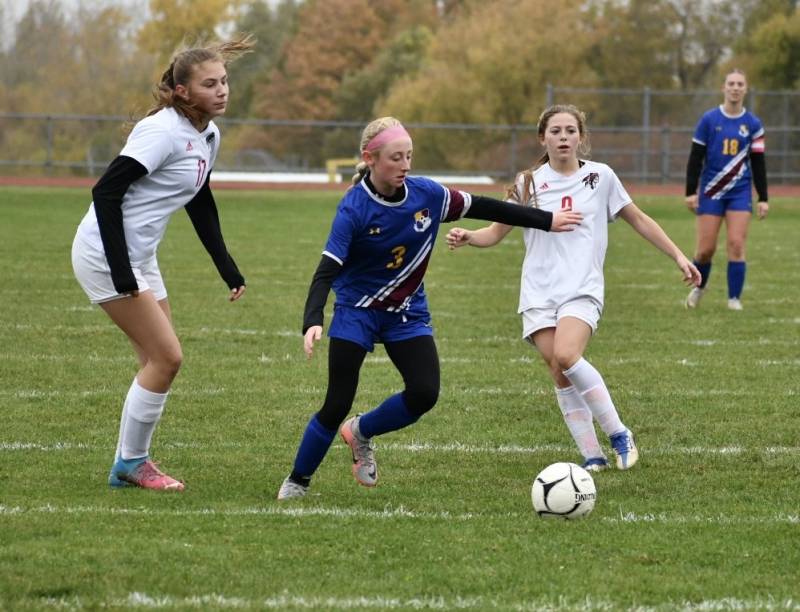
{"left": 71, "top": 231, "right": 167, "bottom": 304}
{"left": 521, "top": 296, "right": 602, "bottom": 342}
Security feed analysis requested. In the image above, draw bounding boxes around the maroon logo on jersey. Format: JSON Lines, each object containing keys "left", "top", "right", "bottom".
{"left": 186, "top": 140, "right": 193, "bottom": 151}
{"left": 582, "top": 172, "right": 599, "bottom": 189}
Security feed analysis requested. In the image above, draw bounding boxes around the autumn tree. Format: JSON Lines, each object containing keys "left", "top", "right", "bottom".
{"left": 252, "top": 0, "right": 439, "bottom": 164}
{"left": 0, "top": 0, "right": 152, "bottom": 174}
{"left": 137, "top": 0, "right": 246, "bottom": 67}
{"left": 731, "top": 1, "right": 800, "bottom": 89}
{"left": 378, "top": 0, "right": 598, "bottom": 173}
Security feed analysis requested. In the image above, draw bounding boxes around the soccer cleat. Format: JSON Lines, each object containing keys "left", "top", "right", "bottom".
{"left": 340, "top": 415, "right": 378, "bottom": 487}
{"left": 609, "top": 429, "right": 639, "bottom": 470}
{"left": 277, "top": 476, "right": 308, "bottom": 500}
{"left": 727, "top": 298, "right": 743, "bottom": 311}
{"left": 581, "top": 457, "right": 610, "bottom": 472}
{"left": 685, "top": 287, "right": 705, "bottom": 309}
{"left": 110, "top": 456, "right": 185, "bottom": 491}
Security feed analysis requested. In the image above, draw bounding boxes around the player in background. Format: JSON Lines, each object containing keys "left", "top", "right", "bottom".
{"left": 277, "top": 116, "right": 583, "bottom": 499}
{"left": 685, "top": 69, "right": 769, "bottom": 310}
{"left": 71, "top": 35, "right": 254, "bottom": 491}
{"left": 447, "top": 105, "right": 701, "bottom": 472}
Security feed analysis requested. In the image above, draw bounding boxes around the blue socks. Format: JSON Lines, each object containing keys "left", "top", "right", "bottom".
{"left": 694, "top": 260, "right": 712, "bottom": 289}
{"left": 359, "top": 393, "right": 419, "bottom": 438}
{"left": 292, "top": 414, "right": 337, "bottom": 479}
{"left": 727, "top": 261, "right": 746, "bottom": 299}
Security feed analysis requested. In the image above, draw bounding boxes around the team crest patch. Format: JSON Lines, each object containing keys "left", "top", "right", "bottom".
{"left": 413, "top": 208, "right": 432, "bottom": 232}
{"left": 739, "top": 124, "right": 750, "bottom": 138}
{"left": 186, "top": 140, "right": 193, "bottom": 151}
{"left": 582, "top": 172, "right": 600, "bottom": 189}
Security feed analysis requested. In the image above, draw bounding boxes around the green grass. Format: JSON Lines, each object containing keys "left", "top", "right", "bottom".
{"left": 0, "top": 186, "right": 798, "bottom": 611}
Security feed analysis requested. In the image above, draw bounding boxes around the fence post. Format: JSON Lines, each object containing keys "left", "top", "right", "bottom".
{"left": 660, "top": 125, "right": 671, "bottom": 184}
{"left": 781, "top": 92, "right": 789, "bottom": 184}
{"left": 509, "top": 126, "right": 518, "bottom": 179}
{"left": 642, "top": 87, "right": 651, "bottom": 183}
{"left": 546, "top": 83, "right": 554, "bottom": 108}
{"left": 45, "top": 115, "right": 54, "bottom": 175}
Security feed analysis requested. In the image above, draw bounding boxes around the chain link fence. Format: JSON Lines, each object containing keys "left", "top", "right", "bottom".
{"left": 1, "top": 85, "right": 798, "bottom": 183}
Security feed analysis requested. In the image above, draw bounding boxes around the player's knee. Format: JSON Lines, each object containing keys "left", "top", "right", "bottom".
{"left": 157, "top": 347, "right": 183, "bottom": 379}
{"left": 553, "top": 349, "right": 580, "bottom": 372}
{"left": 728, "top": 241, "right": 745, "bottom": 259}
{"left": 695, "top": 245, "right": 716, "bottom": 261}
{"left": 405, "top": 382, "right": 439, "bottom": 416}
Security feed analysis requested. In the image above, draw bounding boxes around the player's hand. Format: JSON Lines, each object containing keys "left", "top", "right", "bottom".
{"left": 685, "top": 195, "right": 698, "bottom": 212}
{"left": 446, "top": 227, "right": 471, "bottom": 250}
{"left": 756, "top": 201, "right": 769, "bottom": 220}
{"left": 550, "top": 210, "right": 582, "bottom": 232}
{"left": 303, "top": 325, "right": 323, "bottom": 359}
{"left": 677, "top": 255, "right": 701, "bottom": 287}
{"left": 229, "top": 285, "right": 246, "bottom": 302}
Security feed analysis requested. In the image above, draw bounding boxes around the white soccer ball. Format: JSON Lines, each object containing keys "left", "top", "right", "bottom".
{"left": 531, "top": 462, "right": 596, "bottom": 519}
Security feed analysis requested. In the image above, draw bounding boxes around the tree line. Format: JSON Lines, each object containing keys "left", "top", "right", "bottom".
{"left": 1, "top": 0, "right": 798, "bottom": 172}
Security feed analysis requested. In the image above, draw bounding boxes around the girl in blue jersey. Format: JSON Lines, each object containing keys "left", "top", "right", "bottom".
{"left": 277, "top": 117, "right": 583, "bottom": 499}
{"left": 71, "top": 37, "right": 253, "bottom": 491}
{"left": 685, "top": 69, "right": 769, "bottom": 311}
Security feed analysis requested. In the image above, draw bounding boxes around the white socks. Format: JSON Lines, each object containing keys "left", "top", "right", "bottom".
{"left": 562, "top": 358, "right": 625, "bottom": 437}
{"left": 555, "top": 386, "right": 605, "bottom": 460}
{"left": 117, "top": 378, "right": 168, "bottom": 460}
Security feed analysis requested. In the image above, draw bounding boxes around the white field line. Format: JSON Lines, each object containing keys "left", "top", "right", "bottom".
{"left": 5, "top": 350, "right": 800, "bottom": 370}
{"left": 6, "top": 320, "right": 800, "bottom": 344}
{"left": 2, "top": 440, "right": 798, "bottom": 457}
{"left": 1, "top": 504, "right": 797, "bottom": 527}
{"left": 30, "top": 592, "right": 800, "bottom": 611}
{"left": 10, "top": 386, "right": 791, "bottom": 399}
{"left": 1, "top": 387, "right": 227, "bottom": 399}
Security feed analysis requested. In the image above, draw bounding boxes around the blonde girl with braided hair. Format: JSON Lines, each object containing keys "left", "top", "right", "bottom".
{"left": 447, "top": 104, "right": 701, "bottom": 472}
{"left": 277, "top": 116, "right": 583, "bottom": 499}
{"left": 71, "top": 35, "right": 254, "bottom": 491}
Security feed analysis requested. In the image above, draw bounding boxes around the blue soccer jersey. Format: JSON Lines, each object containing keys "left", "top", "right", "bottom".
{"left": 322, "top": 176, "right": 471, "bottom": 317}
{"left": 693, "top": 106, "right": 765, "bottom": 199}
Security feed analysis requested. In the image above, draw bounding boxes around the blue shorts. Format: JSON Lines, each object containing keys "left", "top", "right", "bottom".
{"left": 328, "top": 305, "right": 433, "bottom": 352}
{"left": 697, "top": 190, "right": 752, "bottom": 216}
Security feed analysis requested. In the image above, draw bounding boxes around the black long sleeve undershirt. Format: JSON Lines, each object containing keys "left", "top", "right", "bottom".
{"left": 465, "top": 195, "right": 553, "bottom": 230}
{"left": 91, "top": 155, "right": 148, "bottom": 293}
{"left": 184, "top": 174, "right": 245, "bottom": 290}
{"left": 750, "top": 151, "right": 768, "bottom": 202}
{"left": 302, "top": 255, "right": 341, "bottom": 334}
{"left": 685, "top": 142, "right": 706, "bottom": 197}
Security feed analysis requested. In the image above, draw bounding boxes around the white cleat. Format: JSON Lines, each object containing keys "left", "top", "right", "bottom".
{"left": 727, "top": 298, "right": 743, "bottom": 311}
{"left": 277, "top": 476, "right": 308, "bottom": 500}
{"left": 685, "top": 287, "right": 705, "bottom": 309}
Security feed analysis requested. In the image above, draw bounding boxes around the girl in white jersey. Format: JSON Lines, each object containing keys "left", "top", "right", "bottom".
{"left": 447, "top": 105, "right": 701, "bottom": 471}
{"left": 71, "top": 36, "right": 254, "bottom": 491}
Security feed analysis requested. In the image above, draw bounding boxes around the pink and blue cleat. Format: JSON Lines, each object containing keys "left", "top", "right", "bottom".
{"left": 109, "top": 456, "right": 185, "bottom": 491}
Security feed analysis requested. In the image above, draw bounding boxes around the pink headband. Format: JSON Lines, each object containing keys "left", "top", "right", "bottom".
{"left": 363, "top": 125, "right": 411, "bottom": 152}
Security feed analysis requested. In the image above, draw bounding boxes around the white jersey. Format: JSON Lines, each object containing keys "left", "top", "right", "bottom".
{"left": 515, "top": 161, "right": 631, "bottom": 312}
{"left": 76, "top": 107, "right": 220, "bottom": 265}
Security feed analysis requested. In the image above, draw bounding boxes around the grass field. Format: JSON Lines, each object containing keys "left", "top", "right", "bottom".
{"left": 1, "top": 186, "right": 798, "bottom": 611}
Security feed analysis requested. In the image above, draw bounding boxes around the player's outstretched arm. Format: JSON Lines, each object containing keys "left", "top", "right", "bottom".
{"left": 465, "top": 195, "right": 582, "bottom": 232}
{"left": 446, "top": 223, "right": 512, "bottom": 249}
{"left": 619, "top": 203, "right": 701, "bottom": 287}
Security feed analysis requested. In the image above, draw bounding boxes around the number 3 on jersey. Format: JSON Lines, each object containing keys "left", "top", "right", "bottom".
{"left": 561, "top": 196, "right": 573, "bottom": 211}
{"left": 386, "top": 245, "right": 406, "bottom": 270}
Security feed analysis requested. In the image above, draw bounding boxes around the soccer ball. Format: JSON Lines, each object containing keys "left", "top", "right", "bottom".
{"left": 531, "top": 462, "right": 596, "bottom": 519}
